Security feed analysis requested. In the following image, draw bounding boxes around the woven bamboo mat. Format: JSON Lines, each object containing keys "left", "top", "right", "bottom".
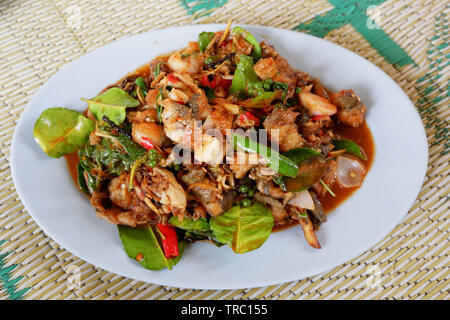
{"left": 0, "top": 0, "right": 448, "bottom": 300}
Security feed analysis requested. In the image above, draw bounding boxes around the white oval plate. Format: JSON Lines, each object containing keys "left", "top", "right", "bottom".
{"left": 11, "top": 24, "right": 428, "bottom": 290}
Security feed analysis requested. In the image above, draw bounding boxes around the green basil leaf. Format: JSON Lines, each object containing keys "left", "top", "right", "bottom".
{"left": 230, "top": 55, "right": 260, "bottom": 97}
{"left": 210, "top": 202, "right": 273, "bottom": 254}
{"left": 283, "top": 147, "right": 323, "bottom": 164}
{"left": 332, "top": 139, "right": 367, "bottom": 160}
{"left": 116, "top": 134, "right": 147, "bottom": 159}
{"left": 284, "top": 156, "right": 327, "bottom": 192}
{"left": 33, "top": 107, "right": 95, "bottom": 158}
{"left": 169, "top": 216, "right": 211, "bottom": 233}
{"left": 76, "top": 162, "right": 90, "bottom": 194}
{"left": 83, "top": 88, "right": 139, "bottom": 125}
{"left": 118, "top": 225, "right": 184, "bottom": 271}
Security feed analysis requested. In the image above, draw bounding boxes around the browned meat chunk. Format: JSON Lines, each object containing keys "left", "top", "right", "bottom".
{"left": 188, "top": 180, "right": 224, "bottom": 216}
{"left": 263, "top": 108, "right": 304, "bottom": 152}
{"left": 332, "top": 90, "right": 367, "bottom": 127}
{"left": 138, "top": 167, "right": 187, "bottom": 217}
{"left": 312, "top": 159, "right": 337, "bottom": 197}
{"left": 301, "top": 117, "right": 333, "bottom": 145}
{"left": 180, "top": 166, "right": 206, "bottom": 185}
{"left": 90, "top": 174, "right": 159, "bottom": 227}
{"left": 229, "top": 152, "right": 258, "bottom": 179}
{"left": 188, "top": 92, "right": 212, "bottom": 121}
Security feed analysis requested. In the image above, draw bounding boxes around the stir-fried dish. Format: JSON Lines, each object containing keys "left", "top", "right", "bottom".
{"left": 33, "top": 23, "right": 374, "bottom": 270}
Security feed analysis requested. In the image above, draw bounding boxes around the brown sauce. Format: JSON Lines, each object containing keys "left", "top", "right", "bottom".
{"left": 65, "top": 151, "right": 80, "bottom": 188}
{"left": 272, "top": 121, "right": 375, "bottom": 232}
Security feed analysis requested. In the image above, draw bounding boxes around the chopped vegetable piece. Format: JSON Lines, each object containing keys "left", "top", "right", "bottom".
{"left": 332, "top": 139, "right": 367, "bottom": 161}
{"left": 284, "top": 156, "right": 327, "bottom": 192}
{"left": 232, "top": 26, "right": 261, "bottom": 61}
{"left": 320, "top": 179, "right": 336, "bottom": 197}
{"left": 135, "top": 77, "right": 148, "bottom": 98}
{"left": 336, "top": 155, "right": 366, "bottom": 188}
{"left": 157, "top": 223, "right": 179, "bottom": 259}
{"left": 169, "top": 216, "right": 210, "bottom": 233}
{"left": 82, "top": 88, "right": 139, "bottom": 125}
{"left": 283, "top": 147, "right": 322, "bottom": 164}
{"left": 229, "top": 55, "right": 260, "bottom": 97}
{"left": 198, "top": 31, "right": 215, "bottom": 52}
{"left": 239, "top": 111, "right": 260, "bottom": 126}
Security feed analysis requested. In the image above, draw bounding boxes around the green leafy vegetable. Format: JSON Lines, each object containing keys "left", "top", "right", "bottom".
{"left": 283, "top": 147, "right": 322, "bottom": 164}
{"left": 241, "top": 91, "right": 281, "bottom": 109}
{"left": 284, "top": 156, "right": 327, "bottom": 192}
{"left": 231, "top": 133, "right": 298, "bottom": 177}
{"left": 128, "top": 154, "right": 148, "bottom": 190}
{"left": 82, "top": 88, "right": 139, "bottom": 125}
{"left": 116, "top": 134, "right": 147, "bottom": 159}
{"left": 272, "top": 175, "right": 287, "bottom": 191}
{"left": 76, "top": 162, "right": 90, "bottom": 194}
{"left": 210, "top": 202, "right": 273, "bottom": 254}
{"left": 169, "top": 216, "right": 210, "bottom": 233}
{"left": 118, "top": 225, "right": 184, "bottom": 270}
{"left": 232, "top": 27, "right": 261, "bottom": 61}
{"left": 229, "top": 55, "right": 260, "bottom": 97}
{"left": 135, "top": 77, "right": 148, "bottom": 98}
{"left": 153, "top": 62, "right": 161, "bottom": 78}
{"left": 33, "top": 107, "right": 95, "bottom": 158}
{"left": 332, "top": 139, "right": 367, "bottom": 161}
{"left": 78, "top": 133, "right": 146, "bottom": 180}
{"left": 198, "top": 31, "right": 215, "bottom": 52}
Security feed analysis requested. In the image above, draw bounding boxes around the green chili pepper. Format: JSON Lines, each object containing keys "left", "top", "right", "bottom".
{"left": 198, "top": 31, "right": 215, "bottom": 52}
{"left": 229, "top": 55, "right": 260, "bottom": 97}
{"left": 241, "top": 90, "right": 282, "bottom": 109}
{"left": 232, "top": 26, "right": 261, "bottom": 61}
{"left": 154, "top": 62, "right": 161, "bottom": 78}
{"left": 231, "top": 134, "right": 298, "bottom": 177}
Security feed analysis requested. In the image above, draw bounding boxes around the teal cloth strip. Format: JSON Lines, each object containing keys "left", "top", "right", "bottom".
{"left": 294, "top": 0, "right": 415, "bottom": 67}
{"left": 0, "top": 241, "right": 30, "bottom": 300}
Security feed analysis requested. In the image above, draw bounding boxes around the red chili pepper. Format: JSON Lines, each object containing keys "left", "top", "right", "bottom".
{"left": 167, "top": 73, "right": 178, "bottom": 83}
{"left": 239, "top": 111, "right": 260, "bottom": 126}
{"left": 219, "top": 78, "right": 232, "bottom": 90}
{"left": 261, "top": 106, "right": 274, "bottom": 114}
{"left": 220, "top": 39, "right": 232, "bottom": 47}
{"left": 157, "top": 223, "right": 179, "bottom": 259}
{"left": 201, "top": 75, "right": 217, "bottom": 89}
{"left": 139, "top": 137, "right": 155, "bottom": 150}
{"left": 311, "top": 115, "right": 324, "bottom": 121}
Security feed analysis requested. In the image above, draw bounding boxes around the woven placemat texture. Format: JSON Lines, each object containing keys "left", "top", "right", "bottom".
{"left": 0, "top": 0, "right": 448, "bottom": 300}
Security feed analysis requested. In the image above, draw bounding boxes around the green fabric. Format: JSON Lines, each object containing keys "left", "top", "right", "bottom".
{"left": 294, "top": 0, "right": 415, "bottom": 67}
{"left": 0, "top": 241, "right": 30, "bottom": 300}
{"left": 180, "top": 0, "right": 228, "bottom": 16}
{"left": 415, "top": 12, "right": 449, "bottom": 155}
